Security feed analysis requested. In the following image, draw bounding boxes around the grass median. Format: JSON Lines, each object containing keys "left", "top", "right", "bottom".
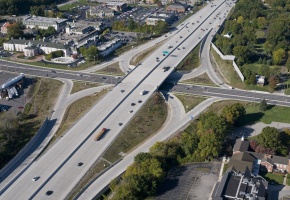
{"left": 102, "top": 92, "right": 168, "bottom": 163}
{"left": 176, "top": 42, "right": 200, "bottom": 72}
{"left": 180, "top": 73, "right": 217, "bottom": 86}
{"left": 71, "top": 81, "right": 102, "bottom": 94}
{"left": 173, "top": 93, "right": 207, "bottom": 113}
{"left": 94, "top": 62, "right": 125, "bottom": 76}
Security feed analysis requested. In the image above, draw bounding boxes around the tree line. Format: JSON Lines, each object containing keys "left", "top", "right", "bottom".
{"left": 112, "top": 19, "right": 168, "bottom": 35}
{"left": 0, "top": 0, "right": 64, "bottom": 15}
{"left": 107, "top": 103, "right": 246, "bottom": 199}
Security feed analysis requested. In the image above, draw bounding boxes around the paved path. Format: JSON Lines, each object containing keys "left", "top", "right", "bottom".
{"left": 233, "top": 122, "right": 290, "bottom": 138}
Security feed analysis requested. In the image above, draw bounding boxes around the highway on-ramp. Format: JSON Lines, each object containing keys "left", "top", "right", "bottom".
{"left": 0, "top": 0, "right": 235, "bottom": 199}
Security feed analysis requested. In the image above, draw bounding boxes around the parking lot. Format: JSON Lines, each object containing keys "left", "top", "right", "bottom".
{"left": 155, "top": 162, "right": 221, "bottom": 200}
{"left": 0, "top": 72, "right": 28, "bottom": 115}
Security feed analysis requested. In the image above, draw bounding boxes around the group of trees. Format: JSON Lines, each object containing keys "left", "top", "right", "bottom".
{"left": 250, "top": 127, "right": 290, "bottom": 156}
{"left": 0, "top": 0, "right": 64, "bottom": 15}
{"left": 0, "top": 113, "right": 37, "bottom": 169}
{"left": 112, "top": 19, "right": 168, "bottom": 35}
{"left": 108, "top": 103, "right": 246, "bottom": 199}
{"left": 45, "top": 50, "right": 64, "bottom": 60}
{"left": 79, "top": 46, "right": 99, "bottom": 62}
{"left": 214, "top": 0, "right": 290, "bottom": 83}
{"left": 30, "top": 4, "right": 64, "bottom": 18}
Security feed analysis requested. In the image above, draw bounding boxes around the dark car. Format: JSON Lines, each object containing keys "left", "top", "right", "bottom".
{"left": 46, "top": 191, "right": 53, "bottom": 196}
{"left": 118, "top": 123, "right": 123, "bottom": 126}
{"left": 78, "top": 162, "right": 83, "bottom": 166}
{"left": 138, "top": 100, "right": 142, "bottom": 103}
{"left": 131, "top": 103, "right": 136, "bottom": 106}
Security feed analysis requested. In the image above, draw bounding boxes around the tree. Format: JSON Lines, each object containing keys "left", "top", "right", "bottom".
{"left": 273, "top": 48, "right": 285, "bottom": 65}
{"left": 257, "top": 127, "right": 284, "bottom": 150}
{"left": 268, "top": 75, "right": 279, "bottom": 89}
{"left": 237, "top": 16, "right": 244, "bottom": 24}
{"left": 257, "top": 17, "right": 267, "bottom": 29}
{"left": 7, "top": 21, "right": 24, "bottom": 39}
{"left": 259, "top": 99, "right": 268, "bottom": 111}
{"left": 260, "top": 65, "right": 271, "bottom": 78}
{"left": 80, "top": 46, "right": 99, "bottom": 61}
{"left": 286, "top": 57, "right": 290, "bottom": 71}
{"left": 221, "top": 103, "right": 246, "bottom": 125}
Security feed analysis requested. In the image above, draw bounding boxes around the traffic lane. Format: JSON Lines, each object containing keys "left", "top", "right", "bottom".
{"left": 172, "top": 85, "right": 290, "bottom": 105}
{"left": 0, "top": 61, "right": 121, "bottom": 83}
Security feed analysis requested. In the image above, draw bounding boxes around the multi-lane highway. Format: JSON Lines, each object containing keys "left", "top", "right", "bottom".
{"left": 0, "top": 60, "right": 121, "bottom": 84}
{"left": 173, "top": 84, "right": 290, "bottom": 107}
{"left": 0, "top": 0, "right": 239, "bottom": 199}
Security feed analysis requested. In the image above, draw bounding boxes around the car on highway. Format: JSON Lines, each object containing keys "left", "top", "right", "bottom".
{"left": 183, "top": 47, "right": 186, "bottom": 49}
{"left": 131, "top": 103, "right": 136, "bottom": 106}
{"left": 77, "top": 74, "right": 82, "bottom": 76}
{"left": 32, "top": 176, "right": 40, "bottom": 181}
{"left": 129, "top": 110, "right": 133, "bottom": 113}
{"left": 121, "top": 90, "right": 125, "bottom": 93}
{"left": 138, "top": 100, "right": 142, "bottom": 103}
{"left": 78, "top": 162, "right": 83, "bottom": 166}
{"left": 101, "top": 76, "right": 106, "bottom": 79}
{"left": 118, "top": 123, "right": 123, "bottom": 126}
{"left": 46, "top": 190, "right": 53, "bottom": 196}
{"left": 51, "top": 70, "right": 56, "bottom": 73}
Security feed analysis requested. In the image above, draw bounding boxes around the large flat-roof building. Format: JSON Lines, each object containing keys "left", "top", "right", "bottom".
{"left": 3, "top": 39, "right": 71, "bottom": 57}
{"left": 166, "top": 3, "right": 189, "bottom": 13}
{"left": 106, "top": 2, "right": 127, "bottom": 12}
{"left": 212, "top": 168, "right": 268, "bottom": 200}
{"left": 87, "top": 6, "right": 115, "bottom": 18}
{"left": 98, "top": 39, "right": 121, "bottom": 57}
{"left": 22, "top": 15, "right": 68, "bottom": 32}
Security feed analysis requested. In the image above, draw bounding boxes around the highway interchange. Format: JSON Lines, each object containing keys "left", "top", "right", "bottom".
{"left": 0, "top": 0, "right": 288, "bottom": 199}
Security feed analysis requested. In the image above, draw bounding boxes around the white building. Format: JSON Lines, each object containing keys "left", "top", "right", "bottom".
{"left": 22, "top": 15, "right": 68, "bottom": 32}
{"left": 4, "top": 39, "right": 71, "bottom": 57}
{"left": 98, "top": 39, "right": 121, "bottom": 57}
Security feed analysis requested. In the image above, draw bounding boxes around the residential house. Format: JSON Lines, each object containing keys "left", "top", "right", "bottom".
{"left": 232, "top": 138, "right": 290, "bottom": 173}
{"left": 211, "top": 167, "right": 268, "bottom": 200}
{"left": 233, "top": 136, "right": 250, "bottom": 154}
{"left": 256, "top": 75, "right": 266, "bottom": 86}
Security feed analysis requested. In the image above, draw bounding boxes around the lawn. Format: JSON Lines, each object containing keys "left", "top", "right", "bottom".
{"left": 180, "top": 73, "right": 217, "bottom": 86}
{"left": 176, "top": 42, "right": 201, "bottom": 72}
{"left": 173, "top": 93, "right": 207, "bottom": 113}
{"left": 94, "top": 62, "right": 125, "bottom": 76}
{"left": 287, "top": 175, "right": 290, "bottom": 186}
{"left": 210, "top": 49, "right": 245, "bottom": 89}
{"left": 238, "top": 102, "right": 290, "bottom": 125}
{"left": 53, "top": 89, "right": 109, "bottom": 142}
{"left": 58, "top": 3, "right": 79, "bottom": 11}
{"left": 71, "top": 81, "right": 102, "bottom": 94}
{"left": 259, "top": 171, "right": 284, "bottom": 185}
{"left": 102, "top": 92, "right": 168, "bottom": 163}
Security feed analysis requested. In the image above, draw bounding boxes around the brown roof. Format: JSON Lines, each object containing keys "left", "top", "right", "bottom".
{"left": 2, "top": 22, "right": 16, "bottom": 28}
{"left": 232, "top": 152, "right": 255, "bottom": 162}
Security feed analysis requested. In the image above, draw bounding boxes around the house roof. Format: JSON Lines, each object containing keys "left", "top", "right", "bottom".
{"left": 5, "top": 39, "right": 69, "bottom": 49}
{"left": 232, "top": 152, "right": 255, "bottom": 162}
{"left": 2, "top": 22, "right": 16, "bottom": 28}
{"left": 261, "top": 157, "right": 274, "bottom": 165}
{"left": 233, "top": 138, "right": 249, "bottom": 152}
{"left": 249, "top": 152, "right": 289, "bottom": 165}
